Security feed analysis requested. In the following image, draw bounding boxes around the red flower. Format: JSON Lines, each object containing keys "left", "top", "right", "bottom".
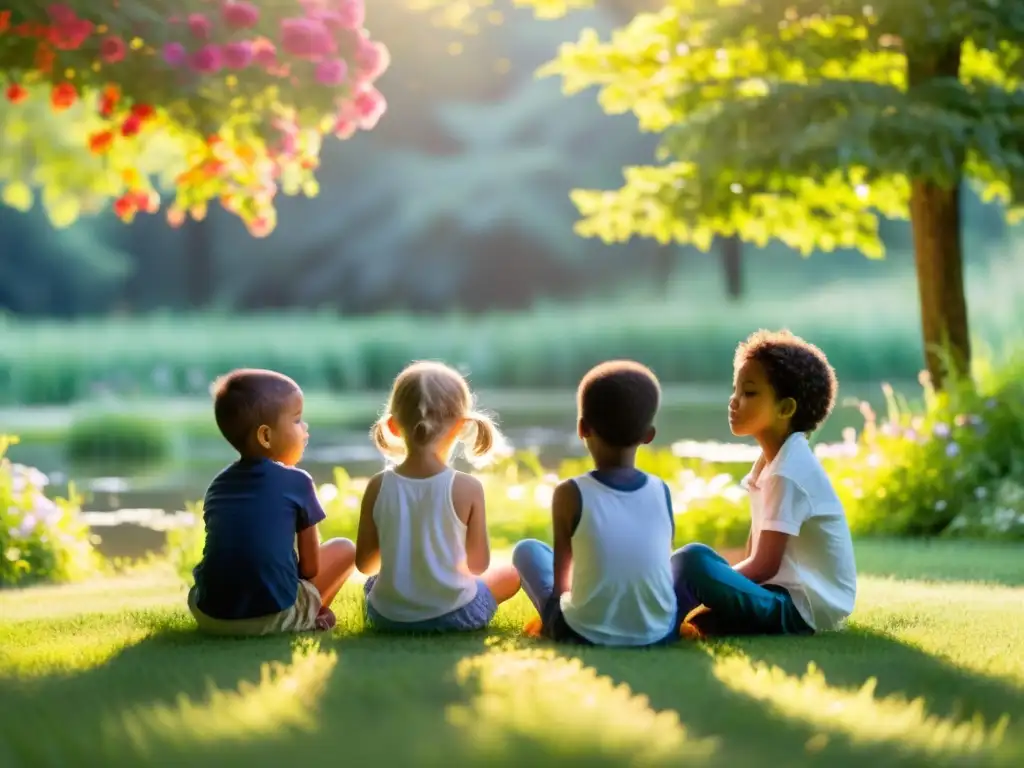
{"left": 131, "top": 103, "right": 155, "bottom": 121}
{"left": 121, "top": 115, "right": 142, "bottom": 137}
{"left": 50, "top": 82, "right": 77, "bottom": 110}
{"left": 88, "top": 130, "right": 114, "bottom": 154}
{"left": 99, "top": 85, "right": 119, "bottom": 117}
{"left": 113, "top": 194, "right": 137, "bottom": 221}
{"left": 100, "top": 36, "right": 127, "bottom": 64}
{"left": 0, "top": 11, "right": 10, "bottom": 33}
{"left": 6, "top": 83, "right": 28, "bottom": 104}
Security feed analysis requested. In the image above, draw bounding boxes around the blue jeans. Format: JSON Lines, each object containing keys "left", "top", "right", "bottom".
{"left": 363, "top": 576, "right": 498, "bottom": 633}
{"left": 511, "top": 539, "right": 682, "bottom": 646}
{"left": 671, "top": 543, "right": 812, "bottom": 636}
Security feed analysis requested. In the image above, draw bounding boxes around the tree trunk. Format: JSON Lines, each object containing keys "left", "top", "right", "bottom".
{"left": 908, "top": 181, "right": 970, "bottom": 389}
{"left": 906, "top": 43, "right": 970, "bottom": 390}
{"left": 652, "top": 245, "right": 677, "bottom": 296}
{"left": 719, "top": 236, "right": 743, "bottom": 300}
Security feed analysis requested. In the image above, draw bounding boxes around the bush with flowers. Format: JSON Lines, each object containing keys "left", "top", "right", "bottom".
{"left": 825, "top": 354, "right": 1024, "bottom": 540}
{"left": 0, "top": 1, "right": 388, "bottom": 236}
{"left": 0, "top": 435, "right": 99, "bottom": 586}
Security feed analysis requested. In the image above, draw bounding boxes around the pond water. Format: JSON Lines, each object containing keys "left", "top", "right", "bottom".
{"left": 8, "top": 386, "right": 891, "bottom": 517}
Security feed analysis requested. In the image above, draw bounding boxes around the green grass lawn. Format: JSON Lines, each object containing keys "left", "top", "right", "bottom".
{"left": 1, "top": 540, "right": 1022, "bottom": 767}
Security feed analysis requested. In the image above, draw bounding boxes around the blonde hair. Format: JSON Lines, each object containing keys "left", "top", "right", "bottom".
{"left": 371, "top": 361, "right": 505, "bottom": 467}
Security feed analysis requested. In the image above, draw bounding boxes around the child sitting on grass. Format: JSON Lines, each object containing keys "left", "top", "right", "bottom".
{"left": 512, "top": 360, "right": 687, "bottom": 646}
{"left": 355, "top": 361, "right": 521, "bottom": 632}
{"left": 188, "top": 369, "right": 356, "bottom": 636}
{"left": 674, "top": 330, "right": 857, "bottom": 637}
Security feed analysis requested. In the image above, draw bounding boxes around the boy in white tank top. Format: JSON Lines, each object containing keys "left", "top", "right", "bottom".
{"left": 512, "top": 361, "right": 686, "bottom": 646}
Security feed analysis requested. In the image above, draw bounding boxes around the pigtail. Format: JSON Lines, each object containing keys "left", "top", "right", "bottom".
{"left": 461, "top": 410, "right": 507, "bottom": 467}
{"left": 371, "top": 415, "right": 407, "bottom": 462}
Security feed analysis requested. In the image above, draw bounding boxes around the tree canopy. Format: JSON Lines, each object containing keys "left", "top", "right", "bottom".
{"left": 0, "top": 1, "right": 388, "bottom": 235}
{"left": 413, "top": 0, "right": 1024, "bottom": 384}
{"left": 477, "top": 1, "right": 1024, "bottom": 253}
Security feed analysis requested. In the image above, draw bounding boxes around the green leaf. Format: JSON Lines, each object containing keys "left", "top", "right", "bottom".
{"left": 2, "top": 182, "right": 33, "bottom": 212}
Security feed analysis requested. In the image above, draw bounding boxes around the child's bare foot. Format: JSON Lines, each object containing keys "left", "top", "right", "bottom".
{"left": 523, "top": 616, "right": 543, "bottom": 638}
{"left": 315, "top": 607, "right": 336, "bottom": 632}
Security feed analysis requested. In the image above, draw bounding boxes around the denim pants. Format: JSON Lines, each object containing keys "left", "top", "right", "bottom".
{"left": 671, "top": 543, "right": 812, "bottom": 636}
{"left": 511, "top": 539, "right": 683, "bottom": 646}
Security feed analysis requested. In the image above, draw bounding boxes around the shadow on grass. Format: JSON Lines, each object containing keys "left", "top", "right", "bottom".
{"left": 563, "top": 627, "right": 1022, "bottom": 768}
{"left": 1, "top": 617, "right": 1020, "bottom": 768}
{"left": 0, "top": 622, "right": 498, "bottom": 766}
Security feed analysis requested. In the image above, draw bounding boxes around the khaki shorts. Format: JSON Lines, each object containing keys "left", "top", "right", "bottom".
{"left": 188, "top": 580, "right": 322, "bottom": 636}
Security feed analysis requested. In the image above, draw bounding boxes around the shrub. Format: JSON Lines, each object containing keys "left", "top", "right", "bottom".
{"left": 827, "top": 350, "right": 1024, "bottom": 540}
{"left": 0, "top": 436, "right": 99, "bottom": 586}
{"left": 166, "top": 448, "right": 756, "bottom": 584}
{"left": 66, "top": 412, "right": 174, "bottom": 464}
{"left": 165, "top": 502, "right": 204, "bottom": 586}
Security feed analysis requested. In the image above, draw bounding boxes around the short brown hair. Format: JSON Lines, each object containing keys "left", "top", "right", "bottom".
{"left": 210, "top": 369, "right": 300, "bottom": 454}
{"left": 734, "top": 329, "right": 837, "bottom": 434}
{"left": 577, "top": 360, "right": 661, "bottom": 448}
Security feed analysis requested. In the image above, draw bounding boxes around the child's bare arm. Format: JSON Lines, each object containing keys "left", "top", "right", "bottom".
{"left": 734, "top": 530, "right": 789, "bottom": 584}
{"left": 460, "top": 475, "right": 491, "bottom": 575}
{"left": 736, "top": 475, "right": 807, "bottom": 583}
{"left": 297, "top": 525, "right": 321, "bottom": 579}
{"left": 355, "top": 473, "right": 383, "bottom": 575}
{"left": 551, "top": 480, "right": 579, "bottom": 597}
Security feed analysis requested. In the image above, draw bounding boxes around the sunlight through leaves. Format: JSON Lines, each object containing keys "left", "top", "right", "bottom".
{"left": 446, "top": 648, "right": 715, "bottom": 763}
{"left": 106, "top": 643, "right": 336, "bottom": 754}
{"left": 713, "top": 655, "right": 1010, "bottom": 761}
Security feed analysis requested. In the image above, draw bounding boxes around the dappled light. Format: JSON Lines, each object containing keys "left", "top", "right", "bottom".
{"left": 107, "top": 642, "right": 336, "bottom": 751}
{"left": 712, "top": 654, "right": 1009, "bottom": 760}
{"left": 447, "top": 648, "right": 715, "bottom": 763}
{"left": 2, "top": 1, "right": 1024, "bottom": 766}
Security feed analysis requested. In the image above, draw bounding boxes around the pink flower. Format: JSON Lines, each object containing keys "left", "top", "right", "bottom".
{"left": 280, "top": 17, "right": 335, "bottom": 59}
{"left": 333, "top": 117, "right": 356, "bottom": 139}
{"left": 162, "top": 42, "right": 187, "bottom": 67}
{"left": 100, "top": 36, "right": 127, "bottom": 64}
{"left": 252, "top": 39, "right": 278, "bottom": 67}
{"left": 334, "top": 0, "right": 365, "bottom": 30}
{"left": 222, "top": 2, "right": 260, "bottom": 30}
{"left": 355, "top": 37, "right": 389, "bottom": 82}
{"left": 188, "top": 13, "right": 212, "bottom": 40}
{"left": 315, "top": 58, "right": 347, "bottom": 85}
{"left": 352, "top": 86, "right": 385, "bottom": 129}
{"left": 313, "top": 11, "right": 345, "bottom": 30}
{"left": 248, "top": 216, "right": 274, "bottom": 238}
{"left": 51, "top": 18, "right": 93, "bottom": 50}
{"left": 223, "top": 41, "right": 254, "bottom": 69}
{"left": 189, "top": 45, "right": 224, "bottom": 74}
{"left": 167, "top": 207, "right": 186, "bottom": 228}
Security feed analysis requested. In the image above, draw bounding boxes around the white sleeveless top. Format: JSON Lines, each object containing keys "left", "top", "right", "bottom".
{"left": 560, "top": 473, "right": 678, "bottom": 646}
{"left": 367, "top": 468, "right": 478, "bottom": 622}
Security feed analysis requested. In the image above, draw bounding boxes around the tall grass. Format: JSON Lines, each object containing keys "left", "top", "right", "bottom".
{"left": 1, "top": 253, "right": 1021, "bottom": 406}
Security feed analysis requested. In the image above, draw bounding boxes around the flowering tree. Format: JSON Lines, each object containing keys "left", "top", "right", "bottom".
{"left": 0, "top": 1, "right": 389, "bottom": 236}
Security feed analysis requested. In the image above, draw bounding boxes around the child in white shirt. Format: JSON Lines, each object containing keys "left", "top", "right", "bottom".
{"left": 355, "top": 361, "right": 521, "bottom": 632}
{"left": 512, "top": 361, "right": 684, "bottom": 646}
{"left": 675, "top": 330, "right": 857, "bottom": 637}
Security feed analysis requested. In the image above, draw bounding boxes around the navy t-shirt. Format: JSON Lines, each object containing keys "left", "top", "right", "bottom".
{"left": 192, "top": 458, "right": 326, "bottom": 620}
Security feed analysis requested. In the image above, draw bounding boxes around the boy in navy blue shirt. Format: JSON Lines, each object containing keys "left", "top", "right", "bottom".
{"left": 188, "top": 369, "right": 356, "bottom": 635}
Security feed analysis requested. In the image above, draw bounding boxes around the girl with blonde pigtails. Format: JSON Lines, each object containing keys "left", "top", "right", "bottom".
{"left": 355, "top": 361, "right": 521, "bottom": 632}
